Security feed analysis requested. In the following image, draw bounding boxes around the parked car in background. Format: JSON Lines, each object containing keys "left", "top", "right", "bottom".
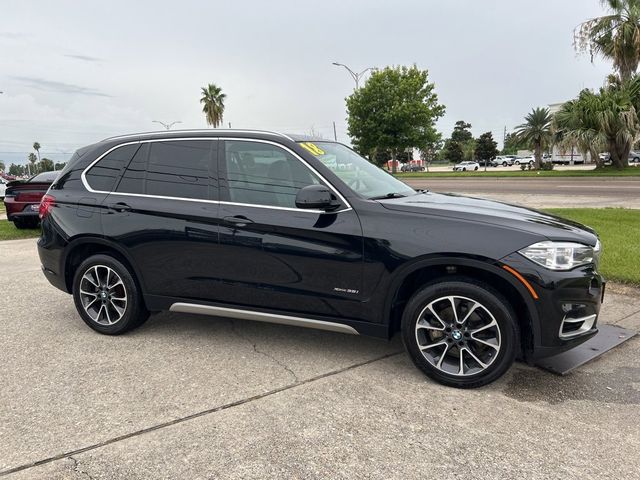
{"left": 477, "top": 159, "right": 496, "bottom": 167}
{"left": 453, "top": 161, "right": 479, "bottom": 171}
{"left": 493, "top": 156, "right": 510, "bottom": 166}
{"left": 515, "top": 155, "right": 536, "bottom": 165}
{"left": 3, "top": 170, "right": 59, "bottom": 228}
{"left": 599, "top": 152, "right": 638, "bottom": 165}
{"left": 401, "top": 164, "right": 425, "bottom": 172}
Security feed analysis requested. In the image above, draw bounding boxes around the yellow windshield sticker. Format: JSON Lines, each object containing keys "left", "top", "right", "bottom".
{"left": 300, "top": 142, "right": 325, "bottom": 156}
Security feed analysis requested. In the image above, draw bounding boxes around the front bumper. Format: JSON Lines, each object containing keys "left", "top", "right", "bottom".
{"left": 500, "top": 253, "right": 604, "bottom": 360}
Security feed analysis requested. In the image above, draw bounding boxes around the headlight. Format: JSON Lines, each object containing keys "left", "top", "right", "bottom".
{"left": 518, "top": 241, "right": 599, "bottom": 270}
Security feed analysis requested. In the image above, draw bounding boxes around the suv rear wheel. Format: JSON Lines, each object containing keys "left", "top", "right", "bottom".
{"left": 401, "top": 279, "right": 518, "bottom": 388}
{"left": 72, "top": 254, "right": 149, "bottom": 335}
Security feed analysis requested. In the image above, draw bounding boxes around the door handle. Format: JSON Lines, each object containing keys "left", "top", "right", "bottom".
{"left": 224, "top": 215, "right": 253, "bottom": 227}
{"left": 109, "top": 202, "right": 132, "bottom": 213}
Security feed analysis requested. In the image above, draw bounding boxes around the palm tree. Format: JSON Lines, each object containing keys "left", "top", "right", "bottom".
{"left": 28, "top": 152, "right": 37, "bottom": 175}
{"left": 554, "top": 90, "right": 608, "bottom": 167}
{"left": 575, "top": 0, "right": 640, "bottom": 82}
{"left": 200, "top": 83, "right": 226, "bottom": 128}
{"left": 598, "top": 82, "right": 639, "bottom": 168}
{"left": 514, "top": 107, "right": 554, "bottom": 169}
{"left": 33, "top": 142, "right": 41, "bottom": 161}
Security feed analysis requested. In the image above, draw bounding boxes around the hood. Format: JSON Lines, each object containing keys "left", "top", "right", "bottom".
{"left": 379, "top": 192, "right": 598, "bottom": 246}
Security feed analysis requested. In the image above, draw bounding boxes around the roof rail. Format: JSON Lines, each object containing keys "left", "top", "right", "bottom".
{"left": 101, "top": 129, "right": 292, "bottom": 142}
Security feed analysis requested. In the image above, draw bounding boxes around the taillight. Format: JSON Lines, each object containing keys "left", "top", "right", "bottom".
{"left": 39, "top": 194, "right": 56, "bottom": 220}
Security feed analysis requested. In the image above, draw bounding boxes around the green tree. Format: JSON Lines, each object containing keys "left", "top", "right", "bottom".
{"left": 200, "top": 83, "right": 226, "bottom": 128}
{"left": 575, "top": 0, "right": 640, "bottom": 82}
{"left": 441, "top": 121, "right": 475, "bottom": 162}
{"left": 0, "top": 160, "right": 5, "bottom": 172}
{"left": 396, "top": 150, "right": 411, "bottom": 163}
{"left": 475, "top": 132, "right": 499, "bottom": 170}
{"left": 39, "top": 158, "right": 54, "bottom": 171}
{"left": 554, "top": 89, "right": 608, "bottom": 167}
{"left": 9, "top": 163, "right": 24, "bottom": 176}
{"left": 443, "top": 139, "right": 464, "bottom": 163}
{"left": 502, "top": 132, "right": 524, "bottom": 155}
{"left": 33, "top": 142, "right": 41, "bottom": 162}
{"left": 372, "top": 149, "right": 391, "bottom": 167}
{"left": 54, "top": 162, "right": 66, "bottom": 170}
{"left": 514, "top": 107, "right": 554, "bottom": 169}
{"left": 462, "top": 139, "right": 477, "bottom": 161}
{"left": 420, "top": 138, "right": 443, "bottom": 171}
{"left": 346, "top": 65, "right": 445, "bottom": 173}
{"left": 27, "top": 152, "right": 38, "bottom": 175}
{"left": 450, "top": 121, "right": 473, "bottom": 143}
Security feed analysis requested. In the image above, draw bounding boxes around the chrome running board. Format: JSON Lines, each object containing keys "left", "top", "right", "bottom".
{"left": 169, "top": 303, "right": 359, "bottom": 335}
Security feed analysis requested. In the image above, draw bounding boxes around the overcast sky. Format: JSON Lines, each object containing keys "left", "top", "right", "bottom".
{"left": 0, "top": 0, "right": 612, "bottom": 166}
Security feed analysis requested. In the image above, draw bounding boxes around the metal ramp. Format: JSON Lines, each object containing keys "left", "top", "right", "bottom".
{"left": 535, "top": 324, "right": 637, "bottom": 375}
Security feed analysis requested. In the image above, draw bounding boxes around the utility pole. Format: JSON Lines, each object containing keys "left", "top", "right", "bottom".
{"left": 333, "top": 121, "right": 337, "bottom": 141}
{"left": 152, "top": 120, "right": 182, "bottom": 130}
{"left": 503, "top": 126, "right": 507, "bottom": 151}
{"left": 228, "top": 122, "right": 232, "bottom": 129}
{"left": 332, "top": 62, "right": 374, "bottom": 89}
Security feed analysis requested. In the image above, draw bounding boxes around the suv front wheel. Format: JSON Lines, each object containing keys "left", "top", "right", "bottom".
{"left": 401, "top": 279, "right": 518, "bottom": 388}
{"left": 72, "top": 254, "right": 149, "bottom": 335}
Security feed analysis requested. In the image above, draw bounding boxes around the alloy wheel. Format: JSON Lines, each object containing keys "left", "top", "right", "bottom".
{"left": 415, "top": 295, "right": 501, "bottom": 376}
{"left": 79, "top": 265, "right": 128, "bottom": 325}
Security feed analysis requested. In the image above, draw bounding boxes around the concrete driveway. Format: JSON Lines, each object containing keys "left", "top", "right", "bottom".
{"left": 1, "top": 238, "right": 639, "bottom": 479}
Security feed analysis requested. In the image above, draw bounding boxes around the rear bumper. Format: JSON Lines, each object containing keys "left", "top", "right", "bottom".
{"left": 4, "top": 198, "right": 40, "bottom": 221}
{"left": 38, "top": 239, "right": 68, "bottom": 292}
{"left": 37, "top": 219, "right": 70, "bottom": 293}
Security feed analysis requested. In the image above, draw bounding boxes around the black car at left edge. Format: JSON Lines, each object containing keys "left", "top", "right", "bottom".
{"left": 37, "top": 129, "right": 604, "bottom": 388}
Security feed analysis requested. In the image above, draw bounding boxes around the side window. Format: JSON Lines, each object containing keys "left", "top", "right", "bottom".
{"left": 116, "top": 140, "right": 215, "bottom": 200}
{"left": 116, "top": 143, "right": 148, "bottom": 195}
{"left": 224, "top": 140, "right": 320, "bottom": 208}
{"left": 85, "top": 144, "right": 139, "bottom": 192}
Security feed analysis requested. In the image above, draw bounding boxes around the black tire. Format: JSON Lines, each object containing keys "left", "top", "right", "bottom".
{"left": 401, "top": 278, "right": 518, "bottom": 388}
{"left": 72, "top": 254, "right": 149, "bottom": 335}
{"left": 474, "top": 166, "right": 478, "bottom": 171}
{"left": 462, "top": 168, "right": 466, "bottom": 171}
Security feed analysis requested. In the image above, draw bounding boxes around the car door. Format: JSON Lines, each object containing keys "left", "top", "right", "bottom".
{"left": 100, "top": 138, "right": 222, "bottom": 301}
{"left": 214, "top": 138, "right": 365, "bottom": 321}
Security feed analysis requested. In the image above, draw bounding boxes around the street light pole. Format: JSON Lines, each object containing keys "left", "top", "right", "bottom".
{"left": 332, "top": 62, "right": 374, "bottom": 89}
{"left": 152, "top": 120, "right": 182, "bottom": 130}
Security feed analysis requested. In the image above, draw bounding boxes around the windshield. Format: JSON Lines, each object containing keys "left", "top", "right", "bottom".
{"left": 298, "top": 141, "right": 415, "bottom": 199}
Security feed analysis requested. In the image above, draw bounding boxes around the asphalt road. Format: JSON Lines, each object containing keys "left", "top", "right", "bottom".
{"left": 1, "top": 239, "right": 639, "bottom": 479}
{"left": 403, "top": 177, "right": 640, "bottom": 208}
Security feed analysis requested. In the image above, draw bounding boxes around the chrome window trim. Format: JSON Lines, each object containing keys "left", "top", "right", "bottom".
{"left": 81, "top": 137, "right": 352, "bottom": 214}
{"left": 169, "top": 303, "right": 359, "bottom": 335}
{"left": 101, "top": 129, "right": 293, "bottom": 142}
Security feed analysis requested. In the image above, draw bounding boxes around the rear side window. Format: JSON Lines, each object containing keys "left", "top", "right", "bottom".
{"left": 85, "top": 144, "right": 140, "bottom": 192}
{"left": 116, "top": 140, "right": 215, "bottom": 200}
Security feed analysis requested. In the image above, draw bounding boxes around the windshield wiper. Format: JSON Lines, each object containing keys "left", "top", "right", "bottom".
{"left": 368, "top": 192, "right": 408, "bottom": 200}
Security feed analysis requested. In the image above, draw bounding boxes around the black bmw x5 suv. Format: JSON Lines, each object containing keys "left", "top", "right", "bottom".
{"left": 38, "top": 130, "right": 604, "bottom": 388}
